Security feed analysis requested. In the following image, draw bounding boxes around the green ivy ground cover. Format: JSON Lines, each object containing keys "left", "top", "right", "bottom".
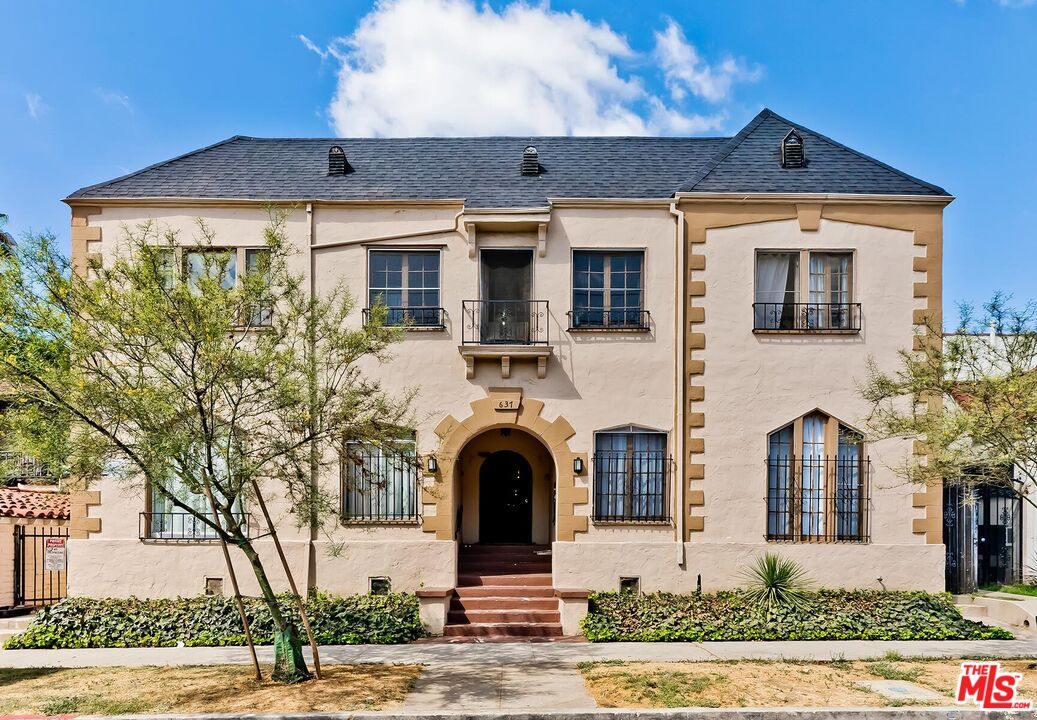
{"left": 581, "top": 590, "right": 1013, "bottom": 642}
{"left": 4, "top": 591, "right": 427, "bottom": 649}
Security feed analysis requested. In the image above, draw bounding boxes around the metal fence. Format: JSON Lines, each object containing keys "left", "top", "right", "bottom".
{"left": 765, "top": 456, "right": 871, "bottom": 542}
{"left": 461, "top": 300, "right": 549, "bottom": 345}
{"left": 13, "top": 524, "right": 68, "bottom": 607}
{"left": 1, "top": 451, "right": 49, "bottom": 485}
{"left": 753, "top": 303, "right": 861, "bottom": 332}
{"left": 593, "top": 451, "right": 671, "bottom": 523}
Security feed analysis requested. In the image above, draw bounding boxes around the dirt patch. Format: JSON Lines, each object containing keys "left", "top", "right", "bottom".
{"left": 579, "top": 658, "right": 1037, "bottom": 708}
{"left": 0, "top": 664, "right": 423, "bottom": 715}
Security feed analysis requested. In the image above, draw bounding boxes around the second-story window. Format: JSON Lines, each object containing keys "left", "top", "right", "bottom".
{"left": 185, "top": 249, "right": 236, "bottom": 292}
{"left": 754, "top": 250, "right": 857, "bottom": 331}
{"left": 367, "top": 250, "right": 441, "bottom": 327}
{"left": 571, "top": 251, "right": 646, "bottom": 329}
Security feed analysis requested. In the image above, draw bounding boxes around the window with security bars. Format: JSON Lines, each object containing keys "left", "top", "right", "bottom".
{"left": 571, "top": 251, "right": 646, "bottom": 329}
{"left": 593, "top": 427, "right": 669, "bottom": 522}
{"left": 342, "top": 439, "right": 419, "bottom": 522}
{"left": 766, "top": 411, "right": 869, "bottom": 542}
{"left": 367, "top": 250, "right": 442, "bottom": 327}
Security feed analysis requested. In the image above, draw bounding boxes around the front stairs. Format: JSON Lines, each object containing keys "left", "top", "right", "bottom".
{"left": 445, "top": 544, "right": 562, "bottom": 639}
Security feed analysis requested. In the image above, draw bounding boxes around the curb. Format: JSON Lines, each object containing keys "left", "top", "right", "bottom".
{"left": 77, "top": 709, "right": 1037, "bottom": 720}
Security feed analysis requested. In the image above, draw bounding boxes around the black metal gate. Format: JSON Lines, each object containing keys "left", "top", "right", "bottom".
{"left": 13, "top": 525, "right": 68, "bottom": 607}
{"left": 944, "top": 480, "right": 1021, "bottom": 594}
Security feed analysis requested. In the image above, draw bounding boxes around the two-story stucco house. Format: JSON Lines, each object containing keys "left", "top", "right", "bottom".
{"left": 64, "top": 109, "right": 951, "bottom": 637}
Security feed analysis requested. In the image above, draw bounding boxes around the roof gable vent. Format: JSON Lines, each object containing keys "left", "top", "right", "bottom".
{"left": 328, "top": 145, "right": 349, "bottom": 175}
{"left": 521, "top": 146, "right": 540, "bottom": 176}
{"left": 780, "top": 129, "right": 805, "bottom": 169}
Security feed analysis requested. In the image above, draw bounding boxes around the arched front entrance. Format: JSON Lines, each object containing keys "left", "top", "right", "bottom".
{"left": 479, "top": 450, "right": 533, "bottom": 544}
{"left": 456, "top": 426, "right": 554, "bottom": 545}
{"left": 421, "top": 388, "right": 589, "bottom": 542}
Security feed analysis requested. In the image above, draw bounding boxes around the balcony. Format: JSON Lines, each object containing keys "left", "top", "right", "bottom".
{"left": 752, "top": 302, "right": 861, "bottom": 334}
{"left": 459, "top": 300, "right": 552, "bottom": 379}
{"left": 0, "top": 451, "right": 49, "bottom": 486}
{"left": 362, "top": 306, "right": 446, "bottom": 330}
{"left": 765, "top": 456, "right": 871, "bottom": 543}
{"left": 139, "top": 512, "right": 254, "bottom": 541}
{"left": 592, "top": 451, "right": 672, "bottom": 524}
{"left": 567, "top": 309, "right": 651, "bottom": 332}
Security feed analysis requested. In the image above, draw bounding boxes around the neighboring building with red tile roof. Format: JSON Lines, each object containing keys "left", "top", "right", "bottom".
{"left": 0, "top": 486, "right": 70, "bottom": 520}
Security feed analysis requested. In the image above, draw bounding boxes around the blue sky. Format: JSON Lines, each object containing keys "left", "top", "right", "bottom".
{"left": 2, "top": 0, "right": 1035, "bottom": 313}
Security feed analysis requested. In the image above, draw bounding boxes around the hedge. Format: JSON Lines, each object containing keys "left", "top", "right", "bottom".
{"left": 4, "top": 591, "right": 427, "bottom": 649}
{"left": 581, "top": 590, "right": 1013, "bottom": 642}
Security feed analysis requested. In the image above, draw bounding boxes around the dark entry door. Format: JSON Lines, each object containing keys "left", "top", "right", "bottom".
{"left": 479, "top": 450, "right": 533, "bottom": 543}
{"left": 480, "top": 249, "right": 533, "bottom": 344}
{"left": 977, "top": 485, "right": 1021, "bottom": 588}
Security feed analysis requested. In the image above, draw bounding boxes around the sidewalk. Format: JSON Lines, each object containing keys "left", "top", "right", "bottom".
{"left": 3, "top": 637, "right": 1037, "bottom": 668}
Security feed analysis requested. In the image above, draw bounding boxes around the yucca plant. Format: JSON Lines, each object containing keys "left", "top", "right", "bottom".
{"left": 741, "top": 553, "right": 813, "bottom": 617}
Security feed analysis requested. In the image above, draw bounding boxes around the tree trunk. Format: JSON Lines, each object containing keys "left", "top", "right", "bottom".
{"left": 237, "top": 537, "right": 311, "bottom": 683}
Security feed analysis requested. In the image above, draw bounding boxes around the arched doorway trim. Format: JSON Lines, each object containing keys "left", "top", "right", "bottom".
{"left": 421, "top": 388, "right": 589, "bottom": 541}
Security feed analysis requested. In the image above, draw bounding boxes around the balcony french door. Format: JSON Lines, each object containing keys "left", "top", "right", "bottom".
{"left": 479, "top": 249, "right": 534, "bottom": 344}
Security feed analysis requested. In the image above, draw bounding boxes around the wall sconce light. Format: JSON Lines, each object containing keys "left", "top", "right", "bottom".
{"left": 427, "top": 456, "right": 438, "bottom": 474}
{"left": 573, "top": 457, "right": 584, "bottom": 474}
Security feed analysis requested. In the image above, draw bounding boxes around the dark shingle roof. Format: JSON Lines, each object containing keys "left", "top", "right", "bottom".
{"left": 679, "top": 109, "right": 948, "bottom": 196}
{"left": 68, "top": 108, "right": 949, "bottom": 206}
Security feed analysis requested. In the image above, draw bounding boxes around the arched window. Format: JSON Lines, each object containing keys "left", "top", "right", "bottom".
{"left": 766, "top": 411, "right": 868, "bottom": 542}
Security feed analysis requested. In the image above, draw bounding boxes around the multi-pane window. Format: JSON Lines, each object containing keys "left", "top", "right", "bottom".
{"left": 367, "top": 250, "right": 441, "bottom": 326}
{"left": 244, "top": 248, "right": 273, "bottom": 326}
{"left": 149, "top": 247, "right": 272, "bottom": 325}
{"left": 185, "top": 249, "right": 236, "bottom": 293}
{"left": 766, "top": 411, "right": 868, "bottom": 542}
{"left": 342, "top": 438, "right": 419, "bottom": 522}
{"left": 754, "top": 250, "right": 855, "bottom": 330}
{"left": 593, "top": 427, "right": 668, "bottom": 522}
{"left": 572, "top": 251, "right": 646, "bottom": 329}
{"left": 147, "top": 453, "right": 246, "bottom": 540}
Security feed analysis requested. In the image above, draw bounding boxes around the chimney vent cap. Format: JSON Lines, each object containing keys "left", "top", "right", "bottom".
{"left": 521, "top": 146, "right": 540, "bottom": 176}
{"left": 328, "top": 145, "right": 349, "bottom": 175}
{"left": 780, "top": 129, "right": 805, "bottom": 169}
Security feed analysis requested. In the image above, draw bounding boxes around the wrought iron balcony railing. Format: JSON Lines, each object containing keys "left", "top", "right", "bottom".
{"left": 592, "top": 451, "right": 671, "bottom": 523}
{"left": 765, "top": 456, "right": 871, "bottom": 543}
{"left": 0, "top": 451, "right": 49, "bottom": 486}
{"left": 753, "top": 302, "right": 861, "bottom": 332}
{"left": 139, "top": 512, "right": 253, "bottom": 541}
{"left": 461, "top": 300, "right": 549, "bottom": 346}
{"left": 567, "top": 309, "right": 651, "bottom": 331}
{"left": 362, "top": 306, "right": 446, "bottom": 328}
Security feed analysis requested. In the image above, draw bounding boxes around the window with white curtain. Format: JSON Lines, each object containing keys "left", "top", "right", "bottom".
{"left": 754, "top": 251, "right": 854, "bottom": 330}
{"left": 765, "top": 411, "right": 868, "bottom": 542}
{"left": 342, "top": 438, "right": 419, "bottom": 522}
{"left": 593, "top": 427, "right": 668, "bottom": 522}
{"left": 148, "top": 450, "right": 245, "bottom": 540}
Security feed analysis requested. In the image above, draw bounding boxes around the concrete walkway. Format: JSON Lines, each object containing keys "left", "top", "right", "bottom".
{"left": 3, "top": 638, "right": 1037, "bottom": 668}
{"left": 402, "top": 663, "right": 596, "bottom": 711}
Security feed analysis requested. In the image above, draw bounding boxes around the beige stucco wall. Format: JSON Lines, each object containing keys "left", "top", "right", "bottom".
{"left": 68, "top": 201, "right": 944, "bottom": 600}
{"left": 0, "top": 522, "right": 13, "bottom": 606}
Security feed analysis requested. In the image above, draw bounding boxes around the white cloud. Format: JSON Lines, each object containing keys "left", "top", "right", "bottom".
{"left": 95, "top": 88, "right": 133, "bottom": 113}
{"left": 25, "top": 93, "right": 45, "bottom": 120}
{"left": 309, "top": 0, "right": 759, "bottom": 137}
{"left": 654, "top": 20, "right": 761, "bottom": 103}
{"left": 297, "top": 34, "right": 330, "bottom": 60}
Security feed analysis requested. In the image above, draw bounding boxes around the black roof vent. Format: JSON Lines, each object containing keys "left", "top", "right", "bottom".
{"left": 328, "top": 145, "right": 349, "bottom": 175}
{"left": 521, "top": 146, "right": 540, "bottom": 176}
{"left": 780, "top": 129, "right": 805, "bottom": 169}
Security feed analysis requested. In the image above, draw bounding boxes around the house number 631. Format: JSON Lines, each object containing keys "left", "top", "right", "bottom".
{"left": 496, "top": 399, "right": 518, "bottom": 410}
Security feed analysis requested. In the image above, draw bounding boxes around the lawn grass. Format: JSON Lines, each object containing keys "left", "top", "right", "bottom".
{"left": 0, "top": 664, "right": 422, "bottom": 715}
{"left": 579, "top": 658, "right": 1037, "bottom": 708}
{"left": 982, "top": 583, "right": 1037, "bottom": 597}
